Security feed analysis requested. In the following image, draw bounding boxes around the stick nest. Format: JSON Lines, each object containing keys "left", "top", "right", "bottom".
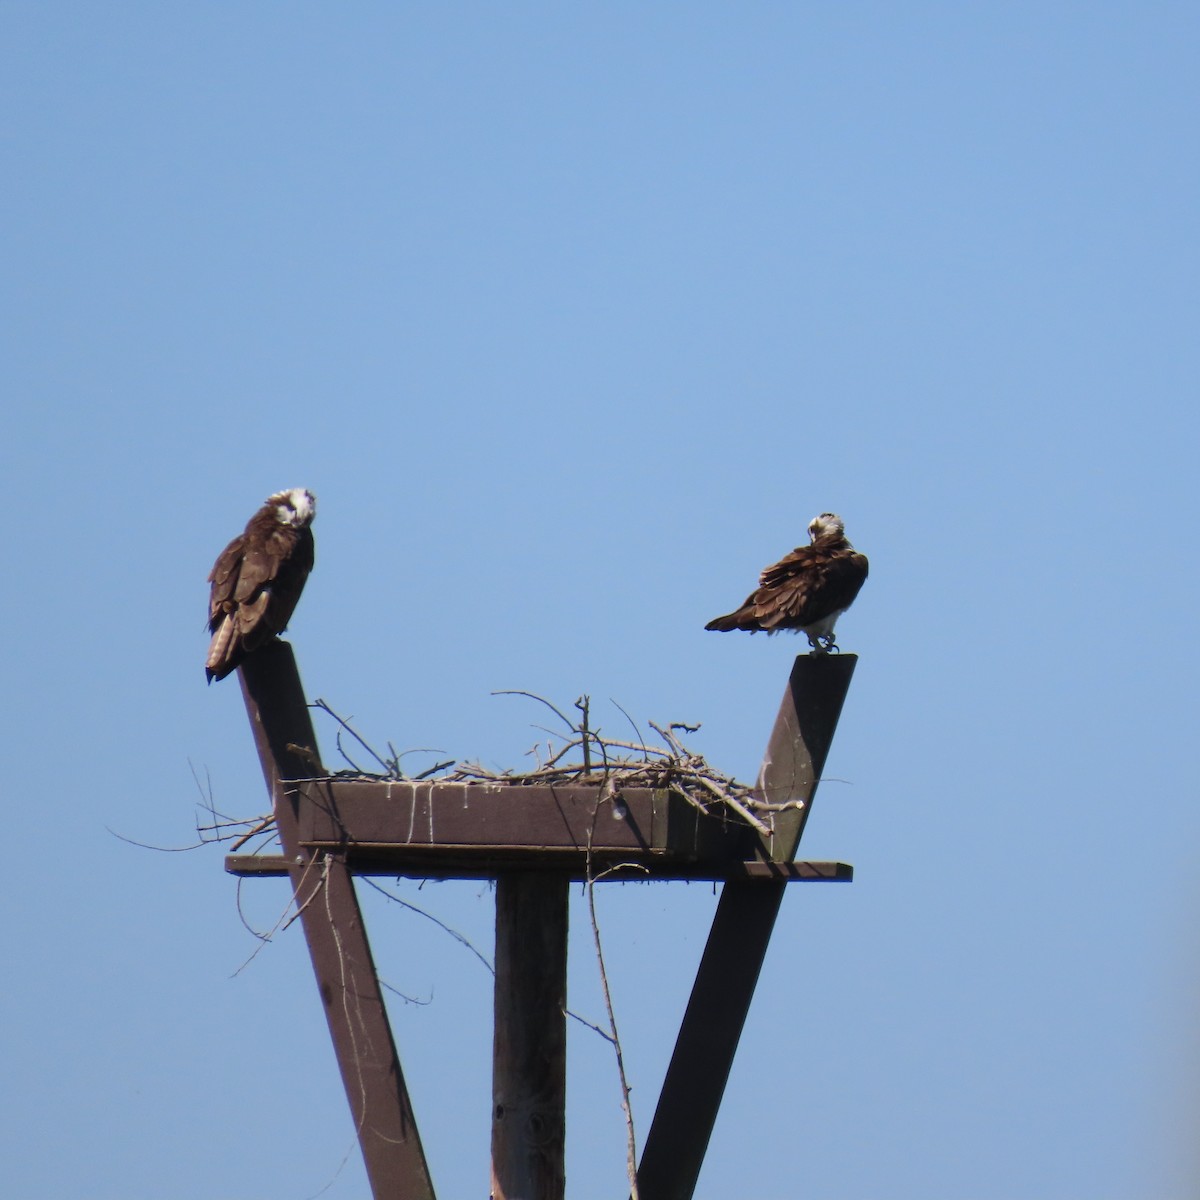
{"left": 309, "top": 692, "right": 792, "bottom": 838}
{"left": 203, "top": 692, "right": 795, "bottom": 852}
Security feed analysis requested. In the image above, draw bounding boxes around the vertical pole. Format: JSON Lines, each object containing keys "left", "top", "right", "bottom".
{"left": 491, "top": 873, "right": 569, "bottom": 1200}
{"left": 635, "top": 654, "right": 856, "bottom": 1200}
{"left": 239, "top": 641, "right": 436, "bottom": 1200}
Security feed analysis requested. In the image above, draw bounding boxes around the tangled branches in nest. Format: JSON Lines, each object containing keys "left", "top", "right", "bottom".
{"left": 318, "top": 691, "right": 792, "bottom": 837}
{"left": 204, "top": 691, "right": 792, "bottom": 847}
{"left": 451, "top": 693, "right": 784, "bottom": 834}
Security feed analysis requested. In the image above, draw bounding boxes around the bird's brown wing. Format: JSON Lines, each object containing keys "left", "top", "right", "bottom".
{"left": 823, "top": 548, "right": 868, "bottom": 614}
{"left": 254, "top": 525, "right": 314, "bottom": 640}
{"left": 757, "top": 543, "right": 818, "bottom": 590}
{"left": 705, "top": 538, "right": 867, "bottom": 633}
{"left": 761, "top": 544, "right": 867, "bottom": 628}
{"left": 206, "top": 522, "right": 314, "bottom": 680}
{"left": 207, "top": 534, "right": 246, "bottom": 629}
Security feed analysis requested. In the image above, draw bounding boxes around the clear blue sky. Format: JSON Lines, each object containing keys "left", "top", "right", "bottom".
{"left": 4, "top": 5, "right": 1198, "bottom": 1197}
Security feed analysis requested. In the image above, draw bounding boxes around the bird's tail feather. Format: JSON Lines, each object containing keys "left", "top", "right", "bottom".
{"left": 704, "top": 611, "right": 757, "bottom": 632}
{"left": 205, "top": 619, "right": 237, "bottom": 682}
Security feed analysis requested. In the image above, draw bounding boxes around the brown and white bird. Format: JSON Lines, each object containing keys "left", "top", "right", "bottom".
{"left": 704, "top": 512, "right": 868, "bottom": 652}
{"left": 205, "top": 488, "right": 316, "bottom": 682}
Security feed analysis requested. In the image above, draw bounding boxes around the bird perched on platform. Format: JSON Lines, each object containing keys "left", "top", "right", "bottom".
{"left": 704, "top": 512, "right": 868, "bottom": 652}
{"left": 205, "top": 488, "right": 316, "bottom": 682}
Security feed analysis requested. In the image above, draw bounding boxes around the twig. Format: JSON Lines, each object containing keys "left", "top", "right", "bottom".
{"left": 492, "top": 689, "right": 577, "bottom": 732}
{"left": 609, "top": 698, "right": 651, "bottom": 762}
{"left": 361, "top": 878, "right": 495, "bottom": 977}
{"left": 229, "top": 814, "right": 278, "bottom": 852}
{"left": 311, "top": 698, "right": 394, "bottom": 775}
{"left": 585, "top": 788, "right": 641, "bottom": 1200}
{"left": 576, "top": 696, "right": 592, "bottom": 773}
{"left": 106, "top": 826, "right": 213, "bottom": 853}
{"left": 689, "top": 773, "right": 772, "bottom": 838}
{"left": 411, "top": 759, "right": 457, "bottom": 781}
{"left": 230, "top": 853, "right": 331, "bottom": 974}
{"left": 309, "top": 698, "right": 455, "bottom": 782}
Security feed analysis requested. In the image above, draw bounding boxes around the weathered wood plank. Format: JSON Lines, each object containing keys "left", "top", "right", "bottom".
{"left": 296, "top": 780, "right": 753, "bottom": 860}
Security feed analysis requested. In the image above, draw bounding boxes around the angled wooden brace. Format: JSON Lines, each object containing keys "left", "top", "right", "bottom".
{"left": 634, "top": 653, "right": 857, "bottom": 1200}
{"left": 239, "top": 641, "right": 436, "bottom": 1200}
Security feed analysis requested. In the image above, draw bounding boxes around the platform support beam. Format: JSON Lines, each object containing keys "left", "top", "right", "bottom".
{"left": 240, "top": 642, "right": 435, "bottom": 1200}
{"left": 635, "top": 653, "right": 857, "bottom": 1200}
{"left": 491, "top": 872, "right": 569, "bottom": 1200}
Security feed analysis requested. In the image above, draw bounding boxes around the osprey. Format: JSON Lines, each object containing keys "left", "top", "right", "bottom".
{"left": 205, "top": 488, "right": 316, "bottom": 682}
{"left": 704, "top": 512, "right": 868, "bottom": 652}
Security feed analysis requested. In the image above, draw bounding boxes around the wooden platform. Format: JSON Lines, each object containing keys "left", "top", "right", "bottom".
{"left": 229, "top": 640, "right": 858, "bottom": 1200}
{"left": 224, "top": 777, "right": 852, "bottom": 881}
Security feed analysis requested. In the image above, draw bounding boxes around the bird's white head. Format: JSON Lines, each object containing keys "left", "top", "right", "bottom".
{"left": 268, "top": 488, "right": 317, "bottom": 528}
{"left": 808, "top": 512, "right": 845, "bottom": 541}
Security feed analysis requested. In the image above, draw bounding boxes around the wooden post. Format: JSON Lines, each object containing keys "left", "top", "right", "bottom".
{"left": 491, "top": 873, "right": 569, "bottom": 1200}
{"left": 635, "top": 653, "right": 856, "bottom": 1200}
{"left": 758, "top": 651, "right": 859, "bottom": 860}
{"left": 239, "top": 641, "right": 436, "bottom": 1200}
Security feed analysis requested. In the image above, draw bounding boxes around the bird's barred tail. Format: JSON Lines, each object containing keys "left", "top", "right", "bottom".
{"left": 205, "top": 619, "right": 237, "bottom": 682}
